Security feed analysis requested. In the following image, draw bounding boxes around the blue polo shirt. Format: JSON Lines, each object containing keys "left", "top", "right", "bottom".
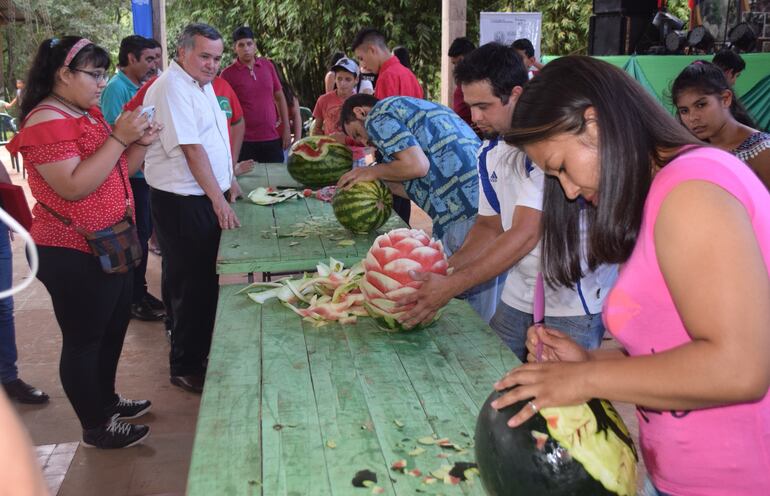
{"left": 100, "top": 70, "right": 142, "bottom": 178}
{"left": 365, "top": 96, "right": 480, "bottom": 238}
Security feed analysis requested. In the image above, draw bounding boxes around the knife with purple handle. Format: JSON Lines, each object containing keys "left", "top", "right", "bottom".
{"left": 534, "top": 272, "right": 545, "bottom": 362}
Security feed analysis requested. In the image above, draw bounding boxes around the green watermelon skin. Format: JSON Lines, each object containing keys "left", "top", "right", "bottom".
{"left": 332, "top": 180, "right": 393, "bottom": 234}
{"left": 287, "top": 136, "right": 353, "bottom": 188}
{"left": 475, "top": 390, "right": 636, "bottom": 496}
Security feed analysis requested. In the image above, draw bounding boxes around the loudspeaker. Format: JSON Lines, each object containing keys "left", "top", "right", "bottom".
{"left": 589, "top": 14, "right": 654, "bottom": 55}
{"left": 593, "top": 0, "right": 658, "bottom": 16}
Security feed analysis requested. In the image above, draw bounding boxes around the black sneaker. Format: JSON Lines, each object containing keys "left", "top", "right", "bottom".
{"left": 82, "top": 414, "right": 150, "bottom": 449}
{"left": 143, "top": 293, "right": 165, "bottom": 312}
{"left": 130, "top": 301, "right": 164, "bottom": 321}
{"left": 2, "top": 378, "right": 49, "bottom": 404}
{"left": 107, "top": 395, "right": 152, "bottom": 420}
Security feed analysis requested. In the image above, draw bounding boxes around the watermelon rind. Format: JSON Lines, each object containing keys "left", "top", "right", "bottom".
{"left": 332, "top": 180, "right": 393, "bottom": 234}
{"left": 363, "top": 301, "right": 440, "bottom": 332}
{"left": 475, "top": 390, "right": 637, "bottom": 496}
{"left": 287, "top": 135, "right": 353, "bottom": 188}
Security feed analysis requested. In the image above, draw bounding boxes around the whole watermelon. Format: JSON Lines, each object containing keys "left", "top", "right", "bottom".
{"left": 475, "top": 389, "right": 637, "bottom": 496}
{"left": 332, "top": 180, "right": 393, "bottom": 234}
{"left": 287, "top": 136, "right": 352, "bottom": 188}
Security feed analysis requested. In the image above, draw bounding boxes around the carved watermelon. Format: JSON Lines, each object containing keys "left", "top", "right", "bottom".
{"left": 475, "top": 389, "right": 638, "bottom": 496}
{"left": 332, "top": 180, "right": 393, "bottom": 234}
{"left": 287, "top": 136, "right": 352, "bottom": 188}
{"left": 360, "top": 228, "right": 448, "bottom": 331}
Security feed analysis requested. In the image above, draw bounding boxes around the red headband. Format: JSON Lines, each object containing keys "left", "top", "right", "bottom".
{"left": 64, "top": 38, "right": 93, "bottom": 67}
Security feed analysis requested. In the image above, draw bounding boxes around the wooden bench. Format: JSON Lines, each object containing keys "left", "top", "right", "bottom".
{"left": 187, "top": 284, "right": 520, "bottom": 495}
{"left": 218, "top": 163, "right": 405, "bottom": 280}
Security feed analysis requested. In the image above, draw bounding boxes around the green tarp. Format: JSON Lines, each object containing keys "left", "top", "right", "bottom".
{"left": 543, "top": 53, "right": 770, "bottom": 131}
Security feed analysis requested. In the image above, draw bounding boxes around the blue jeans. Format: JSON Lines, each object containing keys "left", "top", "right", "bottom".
{"left": 0, "top": 222, "right": 18, "bottom": 384}
{"left": 441, "top": 216, "right": 506, "bottom": 323}
{"left": 489, "top": 300, "right": 605, "bottom": 362}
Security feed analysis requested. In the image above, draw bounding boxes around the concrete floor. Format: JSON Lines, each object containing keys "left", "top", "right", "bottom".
{"left": 3, "top": 149, "right": 645, "bottom": 495}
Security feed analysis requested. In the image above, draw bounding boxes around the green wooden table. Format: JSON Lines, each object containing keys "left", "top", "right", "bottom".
{"left": 187, "top": 285, "right": 520, "bottom": 495}
{"left": 218, "top": 163, "right": 405, "bottom": 276}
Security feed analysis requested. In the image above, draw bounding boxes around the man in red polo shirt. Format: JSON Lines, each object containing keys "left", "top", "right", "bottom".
{"left": 352, "top": 28, "right": 422, "bottom": 223}
{"left": 221, "top": 26, "right": 290, "bottom": 163}
{"left": 352, "top": 28, "right": 423, "bottom": 100}
{"left": 448, "top": 37, "right": 476, "bottom": 129}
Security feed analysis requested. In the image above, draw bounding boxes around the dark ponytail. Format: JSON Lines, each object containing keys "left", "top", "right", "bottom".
{"left": 671, "top": 60, "right": 757, "bottom": 129}
{"left": 21, "top": 36, "right": 111, "bottom": 122}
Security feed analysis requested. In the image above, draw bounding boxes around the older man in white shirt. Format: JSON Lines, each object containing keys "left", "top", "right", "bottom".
{"left": 144, "top": 23, "right": 239, "bottom": 394}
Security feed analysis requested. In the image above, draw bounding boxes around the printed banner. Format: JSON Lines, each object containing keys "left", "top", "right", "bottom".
{"left": 131, "top": 0, "right": 153, "bottom": 38}
{"left": 479, "top": 12, "right": 543, "bottom": 60}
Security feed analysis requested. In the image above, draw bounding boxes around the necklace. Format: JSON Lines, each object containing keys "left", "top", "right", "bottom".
{"left": 50, "top": 92, "right": 92, "bottom": 119}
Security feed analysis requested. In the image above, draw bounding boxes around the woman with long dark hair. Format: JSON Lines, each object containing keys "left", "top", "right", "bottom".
{"left": 8, "top": 36, "right": 161, "bottom": 449}
{"left": 493, "top": 56, "right": 770, "bottom": 495}
{"left": 672, "top": 60, "right": 769, "bottom": 189}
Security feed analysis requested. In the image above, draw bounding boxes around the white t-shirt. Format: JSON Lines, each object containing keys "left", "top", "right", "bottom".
{"left": 357, "top": 79, "right": 374, "bottom": 94}
{"left": 144, "top": 61, "right": 232, "bottom": 196}
{"left": 477, "top": 139, "right": 616, "bottom": 316}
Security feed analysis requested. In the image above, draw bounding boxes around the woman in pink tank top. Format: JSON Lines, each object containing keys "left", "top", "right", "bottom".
{"left": 493, "top": 56, "right": 770, "bottom": 495}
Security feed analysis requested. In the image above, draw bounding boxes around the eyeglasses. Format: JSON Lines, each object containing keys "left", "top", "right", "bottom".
{"left": 71, "top": 68, "right": 108, "bottom": 82}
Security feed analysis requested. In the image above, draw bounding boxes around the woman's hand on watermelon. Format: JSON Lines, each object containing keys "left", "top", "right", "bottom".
{"left": 395, "top": 271, "right": 453, "bottom": 328}
{"left": 337, "top": 167, "right": 378, "bottom": 190}
{"left": 526, "top": 326, "right": 590, "bottom": 363}
{"left": 491, "top": 361, "right": 591, "bottom": 427}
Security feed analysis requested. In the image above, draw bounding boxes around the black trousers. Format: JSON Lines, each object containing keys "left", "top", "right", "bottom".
{"left": 150, "top": 188, "right": 221, "bottom": 377}
{"left": 240, "top": 138, "right": 284, "bottom": 163}
{"left": 129, "top": 177, "right": 152, "bottom": 303}
{"left": 392, "top": 196, "right": 412, "bottom": 225}
{"left": 36, "top": 246, "right": 132, "bottom": 429}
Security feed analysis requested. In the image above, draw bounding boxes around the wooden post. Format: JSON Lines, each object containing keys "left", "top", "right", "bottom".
{"left": 440, "top": 0, "right": 467, "bottom": 107}
{"left": 151, "top": 0, "right": 168, "bottom": 69}
{"left": 0, "top": 29, "right": 5, "bottom": 102}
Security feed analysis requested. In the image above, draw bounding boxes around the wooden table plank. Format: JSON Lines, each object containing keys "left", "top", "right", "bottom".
{"left": 302, "top": 319, "right": 399, "bottom": 495}
{"left": 189, "top": 285, "right": 515, "bottom": 495}
{"left": 187, "top": 285, "right": 263, "bottom": 496}
{"left": 260, "top": 298, "right": 333, "bottom": 496}
{"left": 217, "top": 163, "right": 406, "bottom": 275}
{"left": 341, "top": 322, "right": 488, "bottom": 495}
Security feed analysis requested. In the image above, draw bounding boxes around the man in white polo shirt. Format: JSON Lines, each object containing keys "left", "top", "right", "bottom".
{"left": 144, "top": 23, "right": 239, "bottom": 394}
{"left": 399, "top": 43, "right": 616, "bottom": 362}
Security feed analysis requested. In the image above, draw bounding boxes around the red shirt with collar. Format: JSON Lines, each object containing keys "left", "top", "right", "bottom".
{"left": 452, "top": 84, "right": 472, "bottom": 127}
{"left": 220, "top": 57, "right": 282, "bottom": 142}
{"left": 373, "top": 56, "right": 423, "bottom": 99}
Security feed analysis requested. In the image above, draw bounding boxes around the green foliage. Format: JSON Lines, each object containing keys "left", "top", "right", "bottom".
{"left": 1, "top": 0, "right": 133, "bottom": 101}
{"left": 3, "top": 0, "right": 695, "bottom": 109}
{"left": 166, "top": 0, "right": 444, "bottom": 106}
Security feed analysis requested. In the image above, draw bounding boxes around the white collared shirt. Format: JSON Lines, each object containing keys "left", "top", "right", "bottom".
{"left": 477, "top": 139, "right": 617, "bottom": 316}
{"left": 143, "top": 60, "right": 232, "bottom": 195}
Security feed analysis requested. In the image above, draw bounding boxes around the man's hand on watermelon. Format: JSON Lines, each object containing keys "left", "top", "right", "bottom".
{"left": 337, "top": 166, "right": 379, "bottom": 190}
{"left": 491, "top": 360, "right": 592, "bottom": 428}
{"left": 395, "top": 271, "right": 456, "bottom": 328}
{"left": 525, "top": 326, "right": 590, "bottom": 364}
